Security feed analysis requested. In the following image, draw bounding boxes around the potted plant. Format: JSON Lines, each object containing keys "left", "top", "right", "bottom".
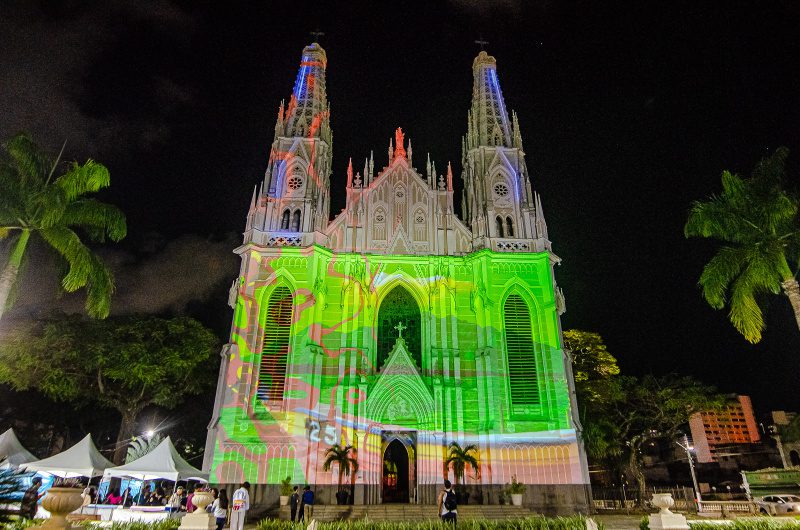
{"left": 279, "top": 476, "right": 292, "bottom": 506}
{"left": 322, "top": 444, "right": 359, "bottom": 505}
{"left": 507, "top": 475, "right": 526, "bottom": 506}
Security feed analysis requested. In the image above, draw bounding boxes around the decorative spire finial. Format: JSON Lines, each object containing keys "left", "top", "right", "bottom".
{"left": 394, "top": 321, "right": 407, "bottom": 338}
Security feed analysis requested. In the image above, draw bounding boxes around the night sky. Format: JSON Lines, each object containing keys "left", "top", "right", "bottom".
{"left": 2, "top": 1, "right": 799, "bottom": 412}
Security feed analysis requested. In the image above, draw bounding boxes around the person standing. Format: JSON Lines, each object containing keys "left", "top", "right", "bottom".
{"left": 211, "top": 489, "right": 229, "bottom": 530}
{"left": 21, "top": 477, "right": 43, "bottom": 520}
{"left": 437, "top": 479, "right": 457, "bottom": 525}
{"left": 301, "top": 485, "right": 314, "bottom": 522}
{"left": 289, "top": 486, "right": 300, "bottom": 522}
{"left": 230, "top": 481, "right": 250, "bottom": 530}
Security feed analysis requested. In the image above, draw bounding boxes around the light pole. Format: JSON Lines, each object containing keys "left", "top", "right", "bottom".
{"left": 677, "top": 433, "right": 702, "bottom": 512}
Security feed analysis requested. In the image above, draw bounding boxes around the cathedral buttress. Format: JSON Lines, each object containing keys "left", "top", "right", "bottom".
{"left": 245, "top": 42, "right": 332, "bottom": 246}
{"left": 461, "top": 51, "right": 550, "bottom": 252}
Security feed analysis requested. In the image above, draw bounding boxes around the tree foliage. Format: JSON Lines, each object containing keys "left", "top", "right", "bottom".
{"left": 0, "top": 314, "right": 219, "bottom": 462}
{"left": 685, "top": 147, "right": 800, "bottom": 343}
{"left": 444, "top": 441, "right": 480, "bottom": 485}
{"left": 0, "top": 134, "right": 127, "bottom": 320}
{"left": 322, "top": 444, "right": 359, "bottom": 492}
{"left": 564, "top": 330, "right": 623, "bottom": 461}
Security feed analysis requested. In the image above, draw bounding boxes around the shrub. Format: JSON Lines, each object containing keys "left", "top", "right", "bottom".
{"left": 257, "top": 515, "right": 602, "bottom": 530}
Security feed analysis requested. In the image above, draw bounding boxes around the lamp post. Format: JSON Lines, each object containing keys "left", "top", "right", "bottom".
{"left": 677, "top": 433, "right": 702, "bottom": 513}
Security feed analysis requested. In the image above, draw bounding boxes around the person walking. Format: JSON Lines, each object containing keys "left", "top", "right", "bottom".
{"left": 230, "top": 481, "right": 250, "bottom": 530}
{"left": 289, "top": 486, "right": 300, "bottom": 522}
{"left": 437, "top": 479, "right": 457, "bottom": 525}
{"left": 211, "top": 489, "right": 229, "bottom": 530}
{"left": 301, "top": 485, "right": 314, "bottom": 522}
{"left": 21, "top": 477, "right": 43, "bottom": 520}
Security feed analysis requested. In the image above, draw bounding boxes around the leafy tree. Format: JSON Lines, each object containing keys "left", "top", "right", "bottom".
{"left": 444, "top": 441, "right": 479, "bottom": 486}
{"left": 685, "top": 147, "right": 800, "bottom": 343}
{"left": 612, "top": 375, "right": 725, "bottom": 505}
{"left": 563, "top": 330, "right": 623, "bottom": 462}
{"left": 0, "top": 314, "right": 219, "bottom": 463}
{"left": 0, "top": 134, "right": 127, "bottom": 320}
{"left": 321, "top": 444, "right": 359, "bottom": 498}
{"left": 126, "top": 433, "right": 164, "bottom": 463}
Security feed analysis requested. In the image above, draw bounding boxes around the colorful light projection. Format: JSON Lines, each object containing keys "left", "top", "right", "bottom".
{"left": 209, "top": 246, "right": 584, "bottom": 489}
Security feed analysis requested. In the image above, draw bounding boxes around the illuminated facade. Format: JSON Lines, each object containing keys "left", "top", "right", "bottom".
{"left": 689, "top": 395, "right": 760, "bottom": 463}
{"left": 204, "top": 43, "right": 590, "bottom": 510}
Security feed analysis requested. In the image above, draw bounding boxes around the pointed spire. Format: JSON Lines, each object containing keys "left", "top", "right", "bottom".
{"left": 284, "top": 43, "right": 329, "bottom": 138}
{"left": 407, "top": 139, "right": 413, "bottom": 165}
{"left": 388, "top": 137, "right": 394, "bottom": 163}
{"left": 275, "top": 100, "right": 285, "bottom": 137}
{"left": 446, "top": 162, "right": 453, "bottom": 191}
{"left": 363, "top": 157, "right": 369, "bottom": 185}
{"left": 431, "top": 161, "right": 437, "bottom": 188}
{"left": 470, "top": 50, "right": 512, "bottom": 147}
{"left": 369, "top": 150, "right": 374, "bottom": 179}
{"left": 512, "top": 110, "right": 523, "bottom": 150}
{"left": 346, "top": 157, "right": 353, "bottom": 188}
{"left": 249, "top": 185, "right": 258, "bottom": 212}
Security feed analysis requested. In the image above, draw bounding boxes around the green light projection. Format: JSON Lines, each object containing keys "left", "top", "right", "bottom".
{"left": 210, "top": 245, "right": 581, "bottom": 488}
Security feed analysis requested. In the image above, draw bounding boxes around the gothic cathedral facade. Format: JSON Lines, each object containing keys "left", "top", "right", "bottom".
{"left": 205, "top": 43, "right": 590, "bottom": 511}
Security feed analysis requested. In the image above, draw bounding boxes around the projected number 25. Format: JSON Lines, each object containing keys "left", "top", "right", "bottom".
{"left": 305, "top": 418, "right": 338, "bottom": 445}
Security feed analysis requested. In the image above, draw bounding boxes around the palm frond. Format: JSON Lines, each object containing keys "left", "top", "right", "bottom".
{"left": 84, "top": 253, "right": 115, "bottom": 319}
{"left": 726, "top": 249, "right": 783, "bottom": 343}
{"left": 38, "top": 227, "right": 94, "bottom": 292}
{"left": 685, "top": 195, "right": 750, "bottom": 242}
{"left": 61, "top": 199, "right": 127, "bottom": 242}
{"left": 698, "top": 247, "right": 747, "bottom": 309}
{"left": 54, "top": 160, "right": 111, "bottom": 201}
{"left": 4, "top": 134, "right": 50, "bottom": 188}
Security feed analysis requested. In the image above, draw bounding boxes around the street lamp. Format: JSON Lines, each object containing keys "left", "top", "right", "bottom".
{"left": 676, "top": 433, "right": 702, "bottom": 512}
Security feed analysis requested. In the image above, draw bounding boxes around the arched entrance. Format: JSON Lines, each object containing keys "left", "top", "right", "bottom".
{"left": 383, "top": 439, "right": 410, "bottom": 503}
{"left": 377, "top": 286, "right": 421, "bottom": 368}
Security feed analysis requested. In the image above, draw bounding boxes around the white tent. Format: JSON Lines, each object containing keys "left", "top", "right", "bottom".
{"left": 102, "top": 436, "right": 208, "bottom": 482}
{"left": 0, "top": 428, "right": 38, "bottom": 469}
{"left": 26, "top": 434, "right": 113, "bottom": 478}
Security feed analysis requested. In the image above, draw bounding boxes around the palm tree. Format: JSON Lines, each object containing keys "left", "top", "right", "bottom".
{"left": 685, "top": 147, "right": 800, "bottom": 343}
{"left": 0, "top": 134, "right": 126, "bottom": 320}
{"left": 322, "top": 444, "right": 359, "bottom": 501}
{"left": 444, "top": 441, "right": 479, "bottom": 486}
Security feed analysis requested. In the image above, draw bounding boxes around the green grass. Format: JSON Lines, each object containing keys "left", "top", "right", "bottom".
{"left": 639, "top": 516, "right": 800, "bottom": 530}
{"left": 257, "top": 516, "right": 601, "bottom": 530}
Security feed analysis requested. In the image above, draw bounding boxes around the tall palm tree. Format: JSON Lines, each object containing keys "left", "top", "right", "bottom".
{"left": 322, "top": 444, "right": 359, "bottom": 495}
{"left": 444, "top": 441, "right": 479, "bottom": 485}
{"left": 685, "top": 147, "right": 800, "bottom": 343}
{"left": 0, "top": 134, "right": 126, "bottom": 320}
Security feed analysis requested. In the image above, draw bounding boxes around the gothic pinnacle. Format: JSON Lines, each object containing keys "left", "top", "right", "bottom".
{"left": 446, "top": 162, "right": 453, "bottom": 191}
{"left": 346, "top": 157, "right": 353, "bottom": 188}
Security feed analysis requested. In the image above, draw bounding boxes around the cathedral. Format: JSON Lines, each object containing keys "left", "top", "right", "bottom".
{"left": 204, "top": 42, "right": 590, "bottom": 512}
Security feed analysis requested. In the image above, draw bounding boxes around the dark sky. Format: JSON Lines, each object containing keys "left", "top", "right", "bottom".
{"left": 2, "top": 1, "right": 799, "bottom": 412}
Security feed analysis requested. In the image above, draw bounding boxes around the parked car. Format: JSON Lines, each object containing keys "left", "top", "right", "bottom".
{"left": 756, "top": 495, "right": 800, "bottom": 515}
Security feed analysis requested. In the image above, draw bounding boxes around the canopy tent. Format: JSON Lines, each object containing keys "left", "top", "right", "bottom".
{"left": 0, "top": 428, "right": 38, "bottom": 469}
{"left": 26, "top": 434, "right": 113, "bottom": 478}
{"left": 102, "top": 436, "right": 208, "bottom": 482}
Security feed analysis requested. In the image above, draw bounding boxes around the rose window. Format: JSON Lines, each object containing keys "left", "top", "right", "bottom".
{"left": 375, "top": 213, "right": 385, "bottom": 223}
{"left": 287, "top": 176, "right": 303, "bottom": 190}
{"left": 494, "top": 183, "right": 509, "bottom": 197}
{"left": 415, "top": 214, "right": 425, "bottom": 223}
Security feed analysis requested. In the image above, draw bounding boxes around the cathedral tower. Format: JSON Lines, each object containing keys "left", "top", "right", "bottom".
{"left": 462, "top": 51, "right": 550, "bottom": 252}
{"left": 246, "top": 42, "right": 332, "bottom": 246}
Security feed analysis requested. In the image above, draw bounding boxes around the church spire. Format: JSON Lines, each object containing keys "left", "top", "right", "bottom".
{"left": 284, "top": 42, "right": 329, "bottom": 139}
{"left": 470, "top": 51, "right": 512, "bottom": 147}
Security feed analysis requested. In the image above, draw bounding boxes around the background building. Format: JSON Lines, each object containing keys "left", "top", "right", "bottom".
{"left": 203, "top": 43, "right": 589, "bottom": 511}
{"left": 689, "top": 395, "right": 760, "bottom": 464}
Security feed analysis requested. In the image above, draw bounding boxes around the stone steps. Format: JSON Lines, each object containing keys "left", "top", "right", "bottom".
{"left": 275, "top": 505, "right": 538, "bottom": 522}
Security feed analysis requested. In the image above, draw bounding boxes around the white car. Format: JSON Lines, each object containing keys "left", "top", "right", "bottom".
{"left": 757, "top": 495, "right": 800, "bottom": 515}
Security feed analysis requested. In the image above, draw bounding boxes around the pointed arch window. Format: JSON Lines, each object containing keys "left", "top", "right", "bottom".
{"left": 506, "top": 217, "right": 514, "bottom": 237}
{"left": 503, "top": 294, "right": 540, "bottom": 406}
{"left": 281, "top": 209, "right": 291, "bottom": 230}
{"left": 496, "top": 216, "right": 504, "bottom": 238}
{"left": 292, "top": 210, "right": 301, "bottom": 232}
{"left": 257, "top": 286, "right": 293, "bottom": 402}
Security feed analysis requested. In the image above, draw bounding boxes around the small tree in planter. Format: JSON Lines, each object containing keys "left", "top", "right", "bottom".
{"left": 444, "top": 442, "right": 479, "bottom": 504}
{"left": 322, "top": 444, "right": 359, "bottom": 505}
{"left": 506, "top": 475, "right": 526, "bottom": 506}
{"left": 279, "top": 477, "right": 292, "bottom": 506}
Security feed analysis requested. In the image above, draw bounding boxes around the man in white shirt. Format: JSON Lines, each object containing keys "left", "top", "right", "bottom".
{"left": 437, "top": 479, "right": 457, "bottom": 525}
{"left": 230, "top": 481, "right": 250, "bottom": 530}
